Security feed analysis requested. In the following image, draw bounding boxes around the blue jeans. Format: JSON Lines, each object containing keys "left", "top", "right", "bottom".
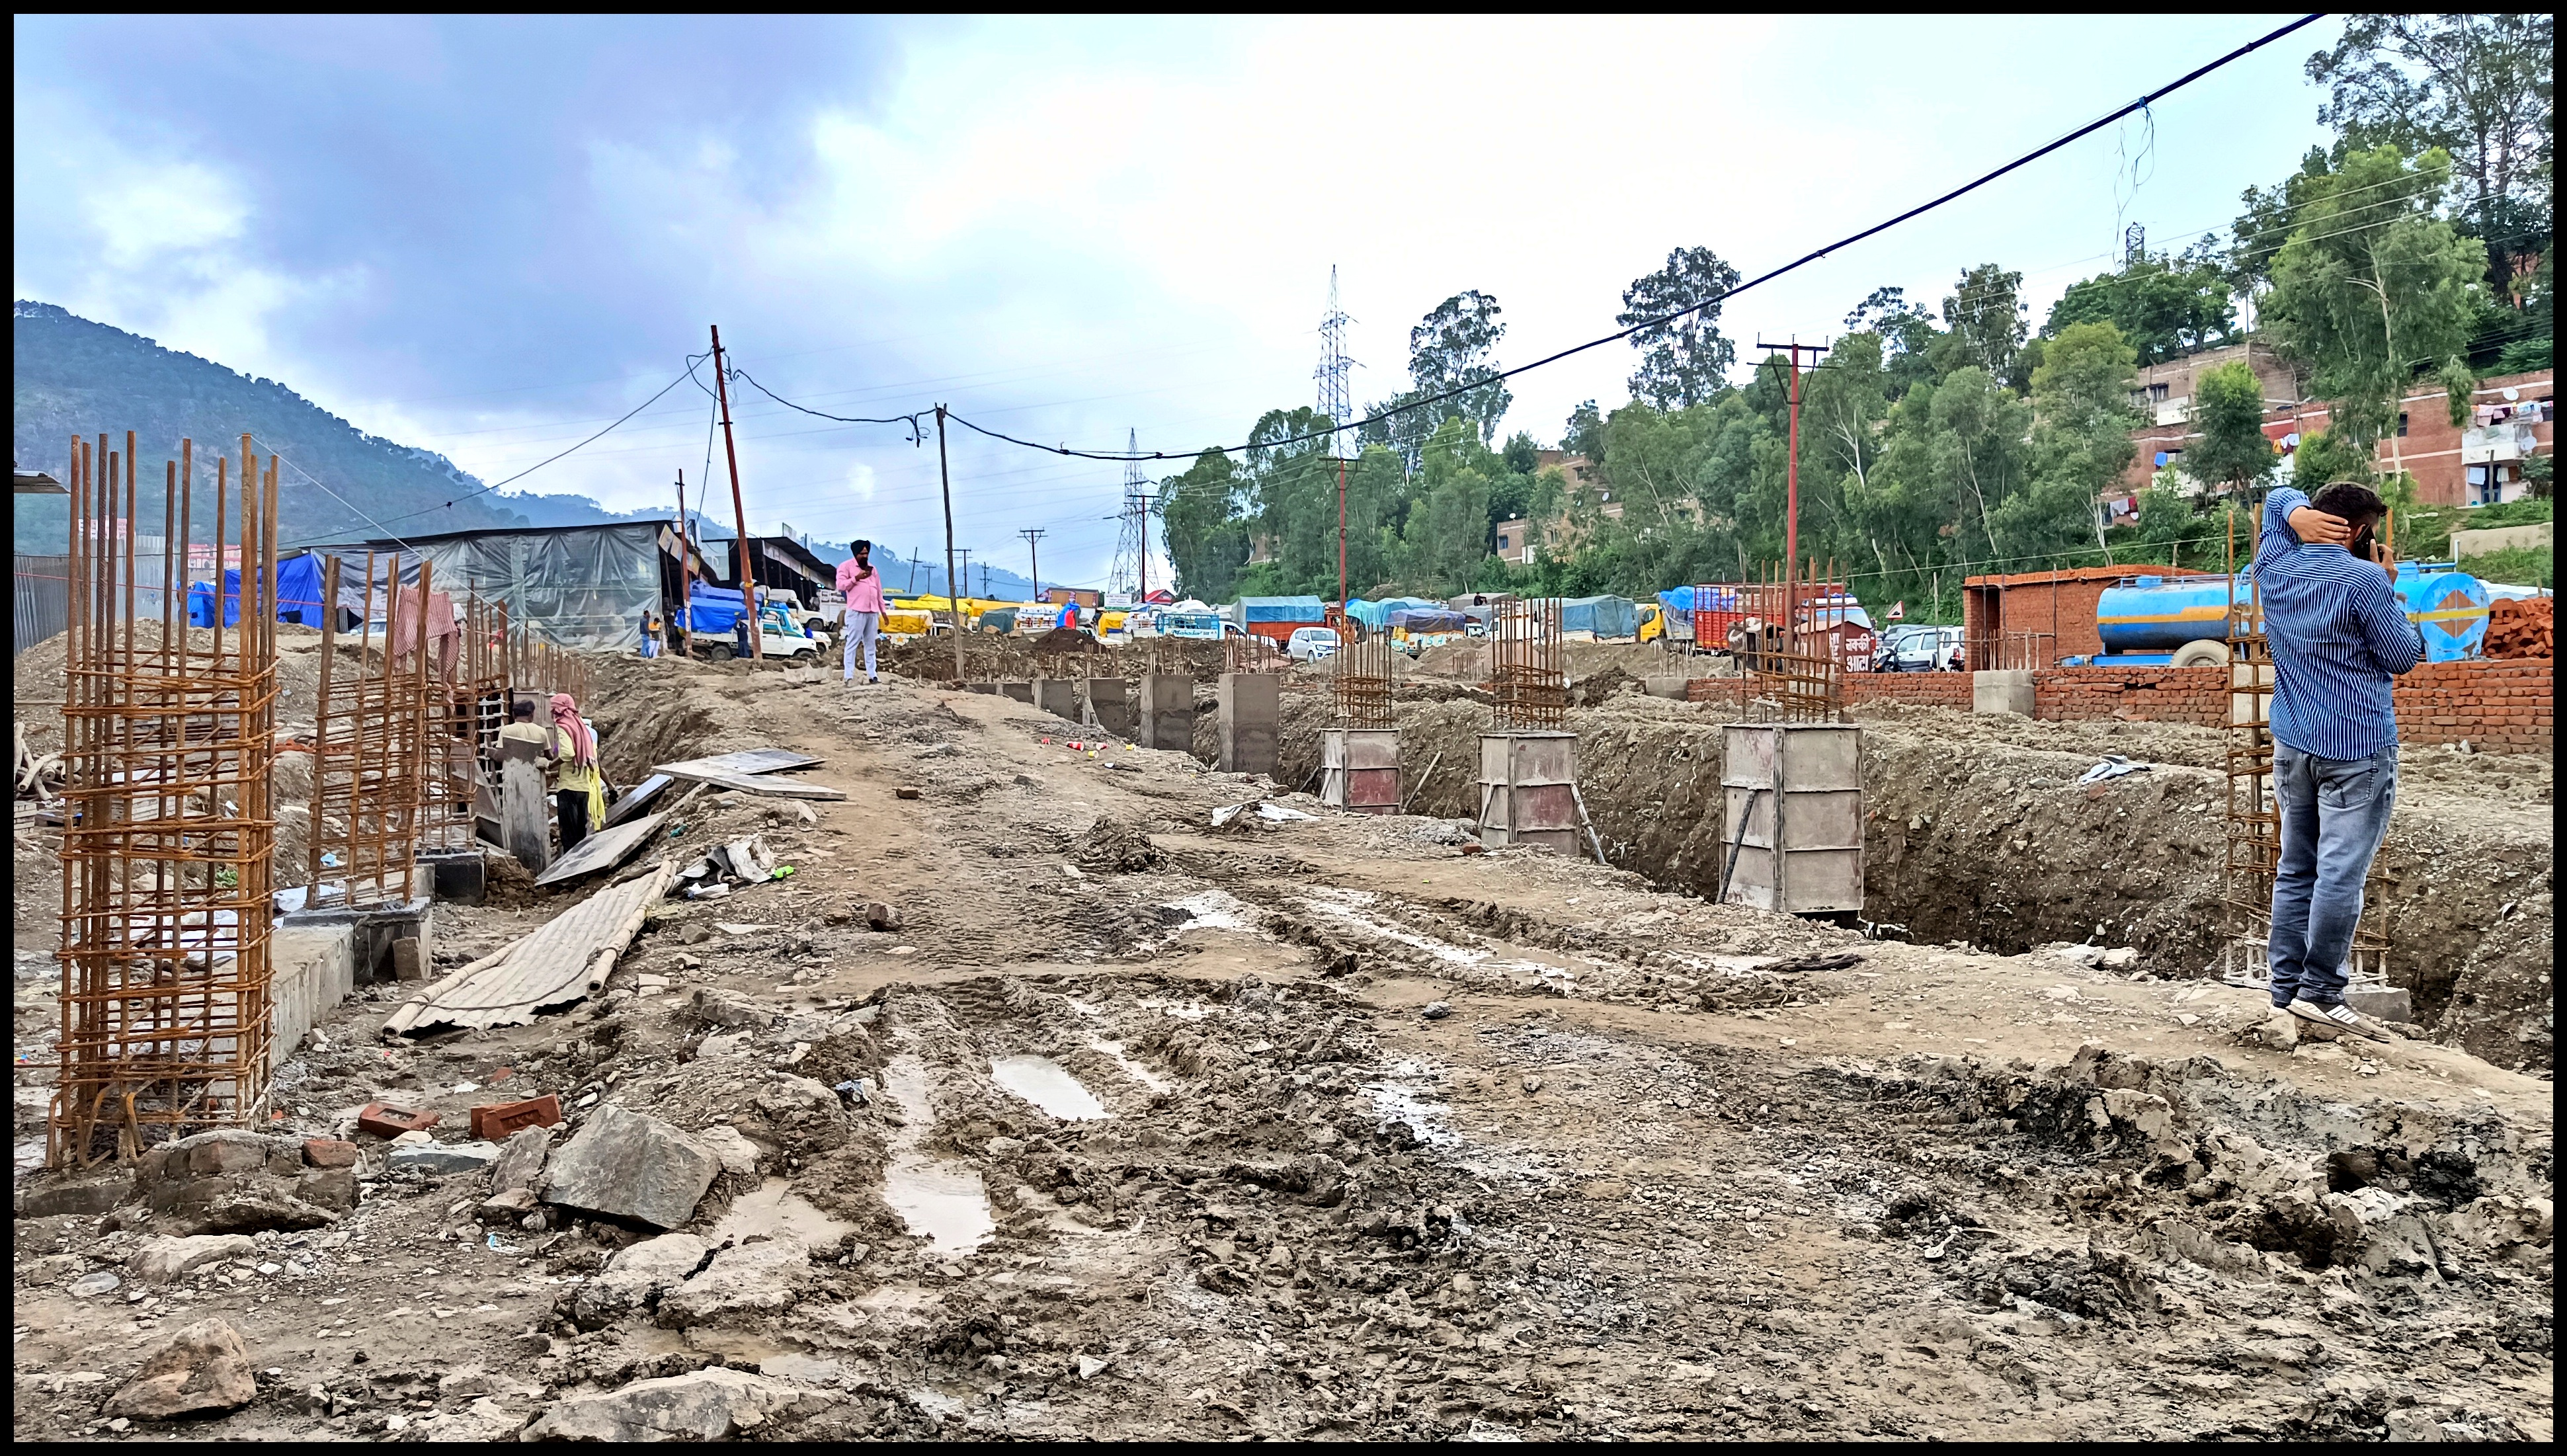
{"left": 2267, "top": 742, "right": 2397, "bottom": 1007}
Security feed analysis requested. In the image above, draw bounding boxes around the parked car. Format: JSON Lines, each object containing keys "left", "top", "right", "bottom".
{"left": 1884, "top": 625, "right": 1962, "bottom": 672}
{"left": 1285, "top": 626, "right": 1341, "bottom": 661}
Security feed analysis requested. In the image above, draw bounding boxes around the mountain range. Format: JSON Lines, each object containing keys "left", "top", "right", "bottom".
{"left": 12, "top": 301, "right": 1041, "bottom": 600}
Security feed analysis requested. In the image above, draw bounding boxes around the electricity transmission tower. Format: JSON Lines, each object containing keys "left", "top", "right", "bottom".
{"left": 1315, "top": 264, "right": 1356, "bottom": 458}
{"left": 1107, "top": 428, "right": 1156, "bottom": 602}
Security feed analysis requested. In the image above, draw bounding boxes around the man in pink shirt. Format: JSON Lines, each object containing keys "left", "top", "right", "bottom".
{"left": 836, "top": 539, "right": 888, "bottom": 684}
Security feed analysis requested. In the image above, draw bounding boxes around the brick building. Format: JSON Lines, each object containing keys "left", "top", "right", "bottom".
{"left": 2116, "top": 366, "right": 2554, "bottom": 514}
{"left": 1961, "top": 562, "right": 2177, "bottom": 667}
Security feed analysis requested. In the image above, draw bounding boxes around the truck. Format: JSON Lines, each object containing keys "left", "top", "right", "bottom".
{"left": 1227, "top": 595, "right": 1327, "bottom": 648}
{"left": 1649, "top": 585, "right": 1747, "bottom": 652}
{"left": 2076, "top": 565, "right": 2493, "bottom": 667}
{"left": 683, "top": 585, "right": 823, "bottom": 661}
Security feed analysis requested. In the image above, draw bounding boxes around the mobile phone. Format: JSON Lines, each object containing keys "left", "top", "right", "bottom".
{"left": 2347, "top": 522, "right": 2375, "bottom": 559}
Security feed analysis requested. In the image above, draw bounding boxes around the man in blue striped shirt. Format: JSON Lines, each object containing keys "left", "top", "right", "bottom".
{"left": 2252, "top": 481, "right": 2425, "bottom": 1043}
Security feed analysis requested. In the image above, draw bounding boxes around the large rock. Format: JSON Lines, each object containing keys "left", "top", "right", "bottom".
{"left": 18, "top": 1170, "right": 136, "bottom": 1217}
{"left": 568, "top": 1233, "right": 708, "bottom": 1330}
{"left": 102, "top": 1316, "right": 257, "bottom": 1420}
{"left": 520, "top": 1366, "right": 825, "bottom": 1441}
{"left": 540, "top": 1105, "right": 719, "bottom": 1230}
{"left": 192, "top": 1189, "right": 338, "bottom": 1234}
{"left": 490, "top": 1126, "right": 555, "bottom": 1195}
{"left": 128, "top": 1234, "right": 257, "bottom": 1283}
{"left": 654, "top": 1240, "right": 807, "bottom": 1329}
{"left": 692, "top": 1125, "right": 762, "bottom": 1180}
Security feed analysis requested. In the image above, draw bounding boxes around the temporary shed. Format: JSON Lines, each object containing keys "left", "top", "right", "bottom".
{"left": 310, "top": 521, "right": 680, "bottom": 652}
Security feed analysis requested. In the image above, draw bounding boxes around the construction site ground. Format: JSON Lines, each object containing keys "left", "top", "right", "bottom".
{"left": 11, "top": 649, "right": 2554, "bottom": 1441}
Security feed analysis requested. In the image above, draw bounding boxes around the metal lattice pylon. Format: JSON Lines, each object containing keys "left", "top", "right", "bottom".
{"left": 1315, "top": 264, "right": 1356, "bottom": 458}
{"left": 1108, "top": 428, "right": 1149, "bottom": 600}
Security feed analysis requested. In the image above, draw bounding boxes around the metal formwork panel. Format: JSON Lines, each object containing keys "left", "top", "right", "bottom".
{"left": 1321, "top": 728, "right": 1401, "bottom": 813}
{"left": 1719, "top": 722, "right": 1864, "bottom": 914}
{"left": 1477, "top": 731, "right": 1578, "bottom": 852}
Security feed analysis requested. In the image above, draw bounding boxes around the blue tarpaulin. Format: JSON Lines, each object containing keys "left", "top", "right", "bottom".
{"left": 686, "top": 583, "right": 747, "bottom": 635}
{"left": 1346, "top": 596, "right": 1438, "bottom": 631}
{"left": 1655, "top": 585, "right": 1742, "bottom": 620}
{"left": 1238, "top": 595, "right": 1326, "bottom": 625}
{"left": 185, "top": 555, "right": 339, "bottom": 628}
{"left": 1560, "top": 595, "right": 1639, "bottom": 638}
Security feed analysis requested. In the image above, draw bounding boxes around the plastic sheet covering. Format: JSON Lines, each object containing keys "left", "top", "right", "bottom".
{"left": 1239, "top": 594, "right": 1326, "bottom": 624}
{"left": 1559, "top": 595, "right": 1639, "bottom": 639}
{"left": 186, "top": 555, "right": 331, "bottom": 627}
{"left": 309, "top": 523, "right": 665, "bottom": 651}
{"left": 1389, "top": 608, "right": 1466, "bottom": 631}
{"left": 1346, "top": 596, "right": 1438, "bottom": 631}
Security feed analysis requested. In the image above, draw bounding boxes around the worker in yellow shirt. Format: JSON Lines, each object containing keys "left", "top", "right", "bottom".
{"left": 548, "top": 692, "right": 606, "bottom": 852}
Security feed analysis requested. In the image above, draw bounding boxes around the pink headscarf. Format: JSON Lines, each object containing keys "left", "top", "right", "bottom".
{"left": 550, "top": 693, "right": 595, "bottom": 768}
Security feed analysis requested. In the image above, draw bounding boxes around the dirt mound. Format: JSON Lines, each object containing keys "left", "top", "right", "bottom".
{"left": 1570, "top": 664, "right": 1645, "bottom": 706}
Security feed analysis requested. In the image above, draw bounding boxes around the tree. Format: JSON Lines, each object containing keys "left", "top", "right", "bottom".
{"left": 1158, "top": 449, "right": 1248, "bottom": 600}
{"left": 2308, "top": 14, "right": 2554, "bottom": 291}
{"left": 1562, "top": 400, "right": 1608, "bottom": 469}
{"left": 2003, "top": 322, "right": 2142, "bottom": 559}
{"left": 1401, "top": 419, "right": 1497, "bottom": 590}
{"left": 2263, "top": 145, "right": 2488, "bottom": 452}
{"left": 1617, "top": 246, "right": 1741, "bottom": 409}
{"left": 2183, "top": 359, "right": 2279, "bottom": 501}
{"left": 1941, "top": 264, "right": 2028, "bottom": 384}
{"left": 1500, "top": 430, "right": 1540, "bottom": 475}
{"left": 2043, "top": 249, "right": 2239, "bottom": 364}
{"left": 1844, "top": 286, "right": 1943, "bottom": 399}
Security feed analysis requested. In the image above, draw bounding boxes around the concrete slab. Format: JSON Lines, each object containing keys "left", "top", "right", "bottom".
{"left": 1973, "top": 668, "right": 2034, "bottom": 716}
{"left": 1082, "top": 678, "right": 1135, "bottom": 739}
{"left": 1034, "top": 679, "right": 1080, "bottom": 722}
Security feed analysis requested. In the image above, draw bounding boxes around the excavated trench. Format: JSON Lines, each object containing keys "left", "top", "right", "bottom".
{"left": 1272, "top": 691, "right": 2554, "bottom": 1073}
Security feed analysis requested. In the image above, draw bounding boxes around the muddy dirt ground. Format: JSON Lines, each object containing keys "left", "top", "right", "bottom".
{"left": 11, "top": 650, "right": 2553, "bottom": 1441}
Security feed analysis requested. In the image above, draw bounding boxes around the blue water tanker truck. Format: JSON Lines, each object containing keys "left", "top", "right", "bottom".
{"left": 2072, "top": 564, "right": 2492, "bottom": 667}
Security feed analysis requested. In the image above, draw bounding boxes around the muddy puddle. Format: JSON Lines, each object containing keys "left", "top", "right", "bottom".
{"left": 879, "top": 1054, "right": 996, "bottom": 1254}
{"left": 989, "top": 1055, "right": 1110, "bottom": 1120}
{"left": 706, "top": 1178, "right": 856, "bottom": 1248}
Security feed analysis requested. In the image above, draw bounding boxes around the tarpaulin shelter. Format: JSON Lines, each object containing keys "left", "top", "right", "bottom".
{"left": 186, "top": 553, "right": 331, "bottom": 628}
{"left": 1388, "top": 608, "right": 1467, "bottom": 631}
{"left": 1345, "top": 596, "right": 1438, "bottom": 632}
{"left": 309, "top": 522, "right": 680, "bottom": 652}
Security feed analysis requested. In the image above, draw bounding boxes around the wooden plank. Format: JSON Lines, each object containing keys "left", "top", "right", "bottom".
{"left": 534, "top": 810, "right": 669, "bottom": 886}
{"left": 649, "top": 762, "right": 845, "bottom": 799}
{"left": 384, "top": 860, "right": 676, "bottom": 1035}
{"left": 657, "top": 748, "right": 822, "bottom": 778}
{"left": 603, "top": 773, "right": 673, "bottom": 828}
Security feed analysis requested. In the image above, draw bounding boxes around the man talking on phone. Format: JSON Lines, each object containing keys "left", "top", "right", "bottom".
{"left": 2252, "top": 479, "right": 2424, "bottom": 1043}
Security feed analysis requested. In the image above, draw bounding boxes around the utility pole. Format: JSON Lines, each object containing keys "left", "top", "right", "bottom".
{"left": 673, "top": 469, "right": 694, "bottom": 657}
{"left": 1336, "top": 456, "right": 1349, "bottom": 608}
{"left": 934, "top": 405, "right": 965, "bottom": 684}
{"left": 956, "top": 547, "right": 972, "bottom": 600}
{"left": 1315, "top": 264, "right": 1358, "bottom": 609}
{"left": 979, "top": 562, "right": 991, "bottom": 597}
{"left": 709, "top": 325, "right": 758, "bottom": 661}
{"left": 1020, "top": 528, "right": 1045, "bottom": 602}
{"left": 905, "top": 549, "right": 921, "bottom": 594}
{"left": 1757, "top": 336, "right": 1829, "bottom": 647}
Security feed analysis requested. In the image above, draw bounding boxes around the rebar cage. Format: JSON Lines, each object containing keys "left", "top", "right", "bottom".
{"left": 1731, "top": 561, "right": 1848, "bottom": 724}
{"left": 1225, "top": 629, "right": 1288, "bottom": 676}
{"left": 2219, "top": 526, "right": 2390, "bottom": 992}
{"left": 306, "top": 553, "right": 428, "bottom": 907}
{"left": 1331, "top": 619, "right": 1395, "bottom": 729}
{"left": 52, "top": 434, "right": 280, "bottom": 1165}
{"left": 1488, "top": 598, "right": 1567, "bottom": 730}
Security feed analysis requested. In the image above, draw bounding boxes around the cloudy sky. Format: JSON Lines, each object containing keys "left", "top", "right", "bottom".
{"left": 15, "top": 14, "right": 2342, "bottom": 586}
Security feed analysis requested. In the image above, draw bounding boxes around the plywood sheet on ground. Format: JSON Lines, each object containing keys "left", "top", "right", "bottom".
{"left": 649, "top": 762, "right": 845, "bottom": 799}
{"left": 604, "top": 773, "right": 673, "bottom": 827}
{"left": 656, "top": 748, "right": 822, "bottom": 778}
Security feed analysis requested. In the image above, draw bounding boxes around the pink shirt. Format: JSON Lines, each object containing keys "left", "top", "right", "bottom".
{"left": 836, "top": 558, "right": 887, "bottom": 614}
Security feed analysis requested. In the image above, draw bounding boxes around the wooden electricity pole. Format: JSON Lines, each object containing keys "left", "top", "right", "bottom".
{"left": 709, "top": 325, "right": 758, "bottom": 661}
{"left": 1020, "top": 528, "right": 1045, "bottom": 602}
{"left": 673, "top": 470, "right": 694, "bottom": 657}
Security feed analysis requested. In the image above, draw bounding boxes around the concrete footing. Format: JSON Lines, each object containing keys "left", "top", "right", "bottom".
{"left": 1001, "top": 680, "right": 1034, "bottom": 705}
{"left": 1034, "top": 678, "right": 1080, "bottom": 722}
{"left": 271, "top": 921, "right": 357, "bottom": 1070}
{"left": 1478, "top": 731, "right": 1578, "bottom": 852}
{"left": 1973, "top": 668, "right": 2034, "bottom": 716}
{"left": 1323, "top": 728, "right": 1401, "bottom": 813}
{"left": 278, "top": 895, "right": 434, "bottom": 985}
{"left": 1139, "top": 674, "right": 1193, "bottom": 752}
{"left": 1082, "top": 677, "right": 1135, "bottom": 739}
{"left": 418, "top": 848, "right": 485, "bottom": 906}
{"left": 1217, "top": 673, "right": 1279, "bottom": 776}
{"left": 965, "top": 681, "right": 998, "bottom": 694}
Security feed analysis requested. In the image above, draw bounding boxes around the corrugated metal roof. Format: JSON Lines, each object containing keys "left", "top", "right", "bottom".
{"left": 384, "top": 860, "right": 676, "bottom": 1035}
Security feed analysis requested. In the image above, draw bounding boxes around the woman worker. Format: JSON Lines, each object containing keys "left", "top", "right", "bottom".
{"left": 548, "top": 692, "right": 606, "bottom": 852}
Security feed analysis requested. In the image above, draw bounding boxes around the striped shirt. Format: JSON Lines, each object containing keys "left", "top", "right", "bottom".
{"left": 2252, "top": 485, "right": 2424, "bottom": 760}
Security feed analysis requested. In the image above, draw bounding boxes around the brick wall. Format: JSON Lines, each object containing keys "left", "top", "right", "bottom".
{"left": 1845, "top": 672, "right": 1973, "bottom": 709}
{"left": 2033, "top": 666, "right": 2226, "bottom": 727}
{"left": 2394, "top": 657, "right": 2552, "bottom": 752}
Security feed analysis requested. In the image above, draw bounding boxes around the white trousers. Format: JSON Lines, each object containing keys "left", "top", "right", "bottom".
{"left": 843, "top": 611, "right": 880, "bottom": 680}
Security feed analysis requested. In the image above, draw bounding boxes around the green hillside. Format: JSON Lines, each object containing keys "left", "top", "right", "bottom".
{"left": 11, "top": 300, "right": 641, "bottom": 551}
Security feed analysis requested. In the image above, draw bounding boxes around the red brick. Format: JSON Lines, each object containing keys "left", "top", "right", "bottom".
{"left": 356, "top": 1102, "right": 440, "bottom": 1139}
{"left": 468, "top": 1094, "right": 563, "bottom": 1141}
{"left": 303, "top": 1138, "right": 359, "bottom": 1168}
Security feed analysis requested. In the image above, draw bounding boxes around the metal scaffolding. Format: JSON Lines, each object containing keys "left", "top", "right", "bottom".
{"left": 1488, "top": 597, "right": 1568, "bottom": 730}
{"left": 53, "top": 434, "right": 280, "bottom": 1165}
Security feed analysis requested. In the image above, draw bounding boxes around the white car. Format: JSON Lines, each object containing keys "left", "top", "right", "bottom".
{"left": 1285, "top": 626, "right": 1340, "bottom": 661}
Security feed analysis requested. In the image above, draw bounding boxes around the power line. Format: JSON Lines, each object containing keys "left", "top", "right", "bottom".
{"left": 942, "top": 13, "right": 2326, "bottom": 466}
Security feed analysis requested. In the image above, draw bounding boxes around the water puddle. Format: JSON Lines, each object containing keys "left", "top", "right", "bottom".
{"left": 881, "top": 1056, "right": 996, "bottom": 1254}
{"left": 1085, "top": 1037, "right": 1172, "bottom": 1094}
{"left": 1299, "top": 889, "right": 1492, "bottom": 967}
{"left": 990, "top": 1056, "right": 1111, "bottom": 1120}
{"left": 1362, "top": 1061, "right": 1461, "bottom": 1148}
{"left": 705, "top": 1177, "right": 854, "bottom": 1249}
{"left": 1159, "top": 889, "right": 1257, "bottom": 933}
